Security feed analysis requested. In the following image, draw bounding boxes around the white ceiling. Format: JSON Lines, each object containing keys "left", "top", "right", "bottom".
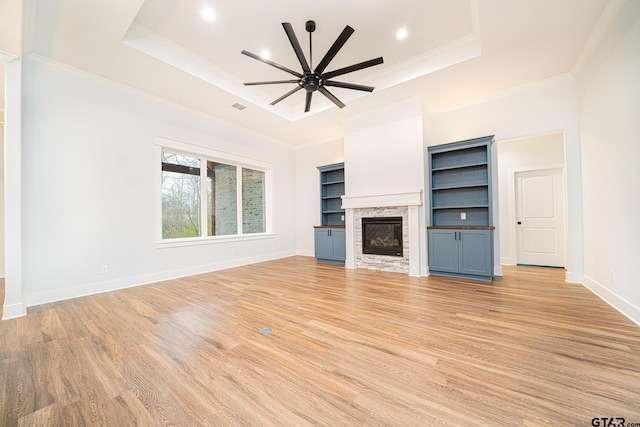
{"left": 16, "top": 0, "right": 609, "bottom": 145}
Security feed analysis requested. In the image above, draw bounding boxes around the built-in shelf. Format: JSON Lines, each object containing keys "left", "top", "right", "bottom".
{"left": 432, "top": 183, "right": 488, "bottom": 191}
{"left": 427, "top": 136, "right": 495, "bottom": 281}
{"left": 318, "top": 162, "right": 345, "bottom": 228}
{"left": 432, "top": 205, "right": 489, "bottom": 210}
{"left": 431, "top": 162, "right": 488, "bottom": 172}
{"left": 316, "top": 162, "right": 346, "bottom": 263}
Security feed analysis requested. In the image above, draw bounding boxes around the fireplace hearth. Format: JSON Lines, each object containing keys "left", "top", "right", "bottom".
{"left": 362, "top": 217, "right": 403, "bottom": 257}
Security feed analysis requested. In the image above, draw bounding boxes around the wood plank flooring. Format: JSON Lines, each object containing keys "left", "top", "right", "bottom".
{"left": 1, "top": 257, "right": 640, "bottom": 426}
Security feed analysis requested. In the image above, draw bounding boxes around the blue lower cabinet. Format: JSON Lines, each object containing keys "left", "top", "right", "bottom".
{"left": 428, "top": 228, "right": 493, "bottom": 281}
{"left": 314, "top": 227, "right": 346, "bottom": 264}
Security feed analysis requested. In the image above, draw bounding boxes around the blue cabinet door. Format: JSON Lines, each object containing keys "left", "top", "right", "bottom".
{"left": 314, "top": 228, "right": 345, "bottom": 263}
{"left": 458, "top": 230, "right": 493, "bottom": 277}
{"left": 428, "top": 229, "right": 458, "bottom": 273}
{"left": 314, "top": 229, "right": 332, "bottom": 260}
{"left": 428, "top": 228, "right": 493, "bottom": 279}
{"left": 330, "top": 228, "right": 346, "bottom": 261}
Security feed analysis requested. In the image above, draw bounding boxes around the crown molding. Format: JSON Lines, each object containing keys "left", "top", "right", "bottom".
{"left": 0, "top": 50, "right": 18, "bottom": 63}
{"left": 570, "top": 0, "right": 627, "bottom": 75}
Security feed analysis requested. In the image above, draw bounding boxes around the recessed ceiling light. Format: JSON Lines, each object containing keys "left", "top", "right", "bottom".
{"left": 396, "top": 28, "right": 408, "bottom": 40}
{"left": 260, "top": 49, "right": 271, "bottom": 60}
{"left": 201, "top": 7, "right": 216, "bottom": 22}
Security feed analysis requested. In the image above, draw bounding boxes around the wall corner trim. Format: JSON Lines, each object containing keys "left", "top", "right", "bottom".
{"left": 565, "top": 271, "right": 582, "bottom": 283}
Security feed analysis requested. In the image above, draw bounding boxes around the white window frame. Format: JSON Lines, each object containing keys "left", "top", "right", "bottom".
{"left": 155, "top": 136, "right": 274, "bottom": 248}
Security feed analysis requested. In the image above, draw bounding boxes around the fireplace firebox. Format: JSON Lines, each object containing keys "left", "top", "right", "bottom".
{"left": 362, "top": 217, "right": 403, "bottom": 257}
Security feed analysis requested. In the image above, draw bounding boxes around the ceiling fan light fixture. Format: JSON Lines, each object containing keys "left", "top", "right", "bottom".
{"left": 260, "top": 50, "right": 271, "bottom": 60}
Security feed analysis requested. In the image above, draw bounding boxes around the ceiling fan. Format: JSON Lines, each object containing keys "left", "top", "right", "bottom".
{"left": 241, "top": 21, "right": 384, "bottom": 113}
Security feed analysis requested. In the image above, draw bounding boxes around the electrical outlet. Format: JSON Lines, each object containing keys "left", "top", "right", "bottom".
{"left": 341, "top": 215, "right": 345, "bottom": 221}
{"left": 610, "top": 270, "right": 616, "bottom": 284}
{"left": 101, "top": 265, "right": 108, "bottom": 274}
{"left": 461, "top": 212, "right": 467, "bottom": 220}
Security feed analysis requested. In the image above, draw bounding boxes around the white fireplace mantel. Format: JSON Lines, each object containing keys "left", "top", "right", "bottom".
{"left": 341, "top": 190, "right": 422, "bottom": 210}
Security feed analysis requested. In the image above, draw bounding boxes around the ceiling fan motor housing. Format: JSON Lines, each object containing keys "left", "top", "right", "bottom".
{"left": 303, "top": 74, "right": 322, "bottom": 92}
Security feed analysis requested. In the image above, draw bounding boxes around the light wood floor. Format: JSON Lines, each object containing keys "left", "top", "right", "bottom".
{"left": 1, "top": 257, "right": 640, "bottom": 426}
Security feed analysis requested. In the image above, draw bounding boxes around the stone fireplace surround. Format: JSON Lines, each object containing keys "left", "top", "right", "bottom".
{"left": 341, "top": 190, "right": 423, "bottom": 277}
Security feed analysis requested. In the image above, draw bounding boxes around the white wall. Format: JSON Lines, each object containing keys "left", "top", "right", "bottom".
{"left": 0, "top": 108, "right": 4, "bottom": 278}
{"left": 18, "top": 58, "right": 297, "bottom": 306}
{"left": 576, "top": 0, "right": 640, "bottom": 324}
{"left": 344, "top": 98, "right": 425, "bottom": 198}
{"left": 295, "top": 139, "right": 344, "bottom": 257}
{"left": 1, "top": 59, "right": 4, "bottom": 276}
{"left": 428, "top": 77, "right": 583, "bottom": 282}
{"left": 497, "top": 132, "right": 565, "bottom": 265}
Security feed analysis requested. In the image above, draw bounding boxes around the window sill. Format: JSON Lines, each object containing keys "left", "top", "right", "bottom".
{"left": 155, "top": 233, "right": 275, "bottom": 249}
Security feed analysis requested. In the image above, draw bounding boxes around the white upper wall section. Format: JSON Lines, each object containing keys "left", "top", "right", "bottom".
{"left": 343, "top": 98, "right": 425, "bottom": 199}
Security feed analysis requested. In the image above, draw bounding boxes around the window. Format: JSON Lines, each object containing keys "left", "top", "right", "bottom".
{"left": 158, "top": 139, "right": 271, "bottom": 244}
{"left": 161, "top": 152, "right": 202, "bottom": 239}
{"left": 242, "top": 168, "right": 266, "bottom": 234}
{"left": 206, "top": 161, "right": 238, "bottom": 236}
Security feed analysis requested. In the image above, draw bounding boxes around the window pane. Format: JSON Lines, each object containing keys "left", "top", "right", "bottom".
{"left": 207, "top": 161, "right": 237, "bottom": 236}
{"left": 162, "top": 151, "right": 200, "bottom": 168}
{"left": 242, "top": 168, "right": 266, "bottom": 234}
{"left": 162, "top": 152, "right": 201, "bottom": 239}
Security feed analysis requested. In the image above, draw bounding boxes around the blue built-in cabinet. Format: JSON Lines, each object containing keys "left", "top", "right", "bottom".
{"left": 314, "top": 163, "right": 346, "bottom": 264}
{"left": 427, "top": 136, "right": 495, "bottom": 281}
{"left": 314, "top": 227, "right": 346, "bottom": 264}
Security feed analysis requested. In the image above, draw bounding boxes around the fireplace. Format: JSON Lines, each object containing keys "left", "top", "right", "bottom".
{"left": 362, "top": 217, "right": 403, "bottom": 257}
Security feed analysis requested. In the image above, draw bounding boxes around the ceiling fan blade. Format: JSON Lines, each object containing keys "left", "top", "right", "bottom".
{"left": 270, "top": 85, "right": 303, "bottom": 106}
{"left": 282, "top": 23, "right": 311, "bottom": 74}
{"left": 244, "top": 80, "right": 300, "bottom": 86}
{"left": 324, "top": 81, "right": 375, "bottom": 92}
{"left": 304, "top": 91, "right": 313, "bottom": 113}
{"left": 319, "top": 87, "right": 345, "bottom": 109}
{"left": 242, "top": 50, "right": 303, "bottom": 78}
{"left": 322, "top": 57, "right": 384, "bottom": 80}
{"left": 314, "top": 25, "right": 354, "bottom": 74}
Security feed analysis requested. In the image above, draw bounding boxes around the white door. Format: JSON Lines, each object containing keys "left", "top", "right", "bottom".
{"left": 516, "top": 169, "right": 565, "bottom": 267}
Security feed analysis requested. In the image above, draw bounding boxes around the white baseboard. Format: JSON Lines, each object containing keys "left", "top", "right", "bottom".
{"left": 25, "top": 250, "right": 297, "bottom": 308}
{"left": 296, "top": 250, "right": 315, "bottom": 257}
{"left": 2, "top": 302, "right": 27, "bottom": 320}
{"left": 583, "top": 275, "right": 640, "bottom": 327}
{"left": 500, "top": 257, "right": 515, "bottom": 266}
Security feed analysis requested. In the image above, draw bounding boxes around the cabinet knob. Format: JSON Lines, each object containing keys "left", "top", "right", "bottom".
{"left": 517, "top": 221, "right": 522, "bottom": 225}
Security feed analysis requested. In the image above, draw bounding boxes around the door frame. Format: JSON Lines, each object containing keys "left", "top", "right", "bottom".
{"left": 507, "top": 163, "right": 567, "bottom": 267}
